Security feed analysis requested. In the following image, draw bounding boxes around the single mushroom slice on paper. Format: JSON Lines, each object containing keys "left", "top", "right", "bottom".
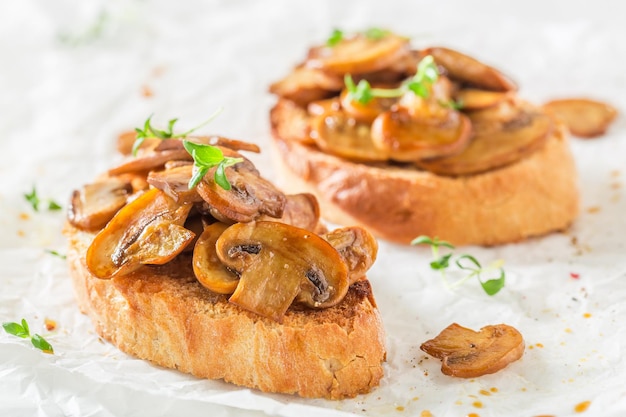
{"left": 68, "top": 177, "right": 133, "bottom": 231}
{"left": 216, "top": 221, "right": 349, "bottom": 322}
{"left": 323, "top": 226, "right": 378, "bottom": 284}
{"left": 86, "top": 188, "right": 194, "bottom": 279}
{"left": 192, "top": 222, "right": 239, "bottom": 294}
{"left": 421, "top": 323, "right": 525, "bottom": 378}
{"left": 417, "top": 102, "right": 553, "bottom": 175}
{"left": 425, "top": 47, "right": 517, "bottom": 92}
{"left": 307, "top": 32, "right": 410, "bottom": 75}
{"left": 542, "top": 98, "right": 618, "bottom": 138}
{"left": 310, "top": 109, "right": 390, "bottom": 162}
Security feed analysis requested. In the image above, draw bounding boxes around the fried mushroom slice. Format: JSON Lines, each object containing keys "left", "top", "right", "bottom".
{"left": 216, "top": 221, "right": 349, "bottom": 322}
{"left": 455, "top": 88, "right": 511, "bottom": 111}
{"left": 269, "top": 65, "right": 344, "bottom": 106}
{"left": 147, "top": 164, "right": 203, "bottom": 204}
{"left": 192, "top": 222, "right": 238, "bottom": 294}
{"left": 196, "top": 163, "right": 286, "bottom": 223}
{"left": 323, "top": 226, "right": 378, "bottom": 284}
{"left": 421, "top": 323, "right": 525, "bottom": 378}
{"left": 426, "top": 47, "right": 517, "bottom": 92}
{"left": 417, "top": 102, "right": 553, "bottom": 175}
{"left": 258, "top": 193, "right": 321, "bottom": 232}
{"left": 68, "top": 177, "right": 133, "bottom": 232}
{"left": 307, "top": 32, "right": 410, "bottom": 75}
{"left": 86, "top": 188, "right": 194, "bottom": 279}
{"left": 542, "top": 98, "right": 618, "bottom": 138}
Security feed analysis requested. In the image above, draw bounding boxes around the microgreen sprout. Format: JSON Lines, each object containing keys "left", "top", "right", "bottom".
{"left": 344, "top": 55, "right": 439, "bottom": 105}
{"left": 132, "top": 108, "right": 242, "bottom": 190}
{"left": 46, "top": 249, "right": 67, "bottom": 260}
{"left": 326, "top": 29, "right": 344, "bottom": 47}
{"left": 24, "top": 187, "right": 62, "bottom": 212}
{"left": 3, "top": 319, "right": 54, "bottom": 354}
{"left": 411, "top": 235, "right": 506, "bottom": 296}
{"left": 326, "top": 27, "right": 391, "bottom": 47}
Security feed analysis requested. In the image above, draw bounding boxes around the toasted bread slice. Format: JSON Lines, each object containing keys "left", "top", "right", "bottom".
{"left": 66, "top": 224, "right": 386, "bottom": 399}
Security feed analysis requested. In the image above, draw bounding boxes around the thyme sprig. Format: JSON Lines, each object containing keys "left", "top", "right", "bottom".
{"left": 411, "top": 235, "right": 506, "bottom": 296}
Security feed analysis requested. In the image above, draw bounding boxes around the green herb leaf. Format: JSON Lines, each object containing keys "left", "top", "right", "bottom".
{"left": 455, "top": 254, "right": 481, "bottom": 271}
{"left": 183, "top": 141, "right": 225, "bottom": 166}
{"left": 327, "top": 28, "right": 344, "bottom": 47}
{"left": 480, "top": 269, "right": 506, "bottom": 296}
{"left": 31, "top": 334, "right": 54, "bottom": 354}
{"left": 364, "top": 27, "right": 389, "bottom": 40}
{"left": 430, "top": 253, "right": 452, "bottom": 270}
{"left": 46, "top": 249, "right": 67, "bottom": 259}
{"left": 214, "top": 163, "right": 231, "bottom": 190}
{"left": 411, "top": 235, "right": 455, "bottom": 250}
{"left": 182, "top": 140, "right": 243, "bottom": 190}
{"left": 344, "top": 74, "right": 374, "bottom": 105}
{"left": 3, "top": 321, "right": 30, "bottom": 338}
{"left": 24, "top": 187, "right": 40, "bottom": 212}
{"left": 47, "top": 200, "right": 62, "bottom": 211}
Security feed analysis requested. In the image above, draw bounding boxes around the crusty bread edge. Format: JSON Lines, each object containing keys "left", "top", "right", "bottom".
{"left": 66, "top": 225, "right": 386, "bottom": 400}
{"left": 270, "top": 102, "right": 579, "bottom": 246}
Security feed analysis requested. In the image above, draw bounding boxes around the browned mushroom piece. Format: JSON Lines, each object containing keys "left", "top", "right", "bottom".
{"left": 67, "top": 177, "right": 133, "bottom": 232}
{"left": 426, "top": 47, "right": 517, "bottom": 92}
{"left": 215, "top": 221, "right": 350, "bottom": 322}
{"left": 196, "top": 163, "right": 286, "bottom": 223}
{"left": 155, "top": 136, "right": 262, "bottom": 154}
{"left": 306, "top": 33, "right": 410, "bottom": 75}
{"left": 455, "top": 88, "right": 511, "bottom": 111}
{"left": 192, "top": 222, "right": 239, "bottom": 294}
{"left": 108, "top": 148, "right": 192, "bottom": 176}
{"left": 323, "top": 226, "right": 378, "bottom": 284}
{"left": 417, "top": 101, "right": 553, "bottom": 175}
{"left": 310, "top": 108, "right": 390, "bottom": 162}
{"left": 420, "top": 323, "right": 525, "bottom": 378}
{"left": 259, "top": 193, "right": 321, "bottom": 232}
{"left": 86, "top": 188, "right": 194, "bottom": 279}
{"left": 542, "top": 98, "right": 618, "bottom": 138}
{"left": 307, "top": 97, "right": 342, "bottom": 116}
{"left": 371, "top": 106, "right": 472, "bottom": 162}
{"left": 147, "top": 164, "right": 203, "bottom": 204}
{"left": 339, "top": 88, "right": 398, "bottom": 123}
{"left": 269, "top": 65, "right": 344, "bottom": 106}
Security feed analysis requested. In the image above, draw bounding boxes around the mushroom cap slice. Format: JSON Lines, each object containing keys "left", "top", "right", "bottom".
{"left": 426, "top": 47, "right": 517, "bottom": 92}
{"left": 108, "top": 148, "right": 192, "bottom": 176}
{"left": 307, "top": 33, "right": 410, "bottom": 75}
{"left": 86, "top": 188, "right": 194, "bottom": 279}
{"left": 310, "top": 109, "right": 390, "bottom": 162}
{"left": 192, "top": 222, "right": 239, "bottom": 294}
{"left": 323, "top": 226, "right": 378, "bottom": 284}
{"left": 420, "top": 323, "right": 525, "bottom": 378}
{"left": 416, "top": 103, "right": 553, "bottom": 175}
{"left": 371, "top": 107, "right": 472, "bottom": 162}
{"left": 259, "top": 193, "right": 321, "bottom": 232}
{"left": 339, "top": 88, "right": 397, "bottom": 123}
{"left": 68, "top": 177, "right": 132, "bottom": 231}
{"left": 147, "top": 164, "right": 203, "bottom": 204}
{"left": 542, "top": 98, "right": 618, "bottom": 138}
{"left": 216, "top": 221, "right": 350, "bottom": 322}
{"left": 196, "top": 163, "right": 286, "bottom": 223}
{"left": 269, "top": 65, "right": 344, "bottom": 106}
{"left": 455, "top": 88, "right": 511, "bottom": 111}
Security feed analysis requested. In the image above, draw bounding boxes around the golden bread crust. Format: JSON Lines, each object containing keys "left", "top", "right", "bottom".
{"left": 270, "top": 101, "right": 579, "bottom": 246}
{"left": 66, "top": 225, "right": 386, "bottom": 399}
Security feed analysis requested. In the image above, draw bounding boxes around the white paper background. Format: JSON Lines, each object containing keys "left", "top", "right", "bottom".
{"left": 2, "top": 1, "right": 626, "bottom": 416}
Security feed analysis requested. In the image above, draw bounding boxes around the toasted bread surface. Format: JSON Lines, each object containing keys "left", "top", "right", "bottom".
{"left": 66, "top": 225, "right": 386, "bottom": 399}
{"left": 270, "top": 101, "right": 579, "bottom": 246}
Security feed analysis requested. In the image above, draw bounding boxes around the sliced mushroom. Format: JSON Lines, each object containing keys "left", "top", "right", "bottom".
{"left": 108, "top": 148, "right": 192, "bottom": 176}
{"left": 455, "top": 88, "right": 511, "bottom": 111}
{"left": 307, "top": 97, "right": 342, "bottom": 116}
{"left": 147, "top": 164, "right": 203, "bottom": 204}
{"left": 323, "top": 226, "right": 378, "bottom": 284}
{"left": 339, "top": 88, "right": 398, "bottom": 123}
{"left": 307, "top": 33, "right": 410, "bottom": 75}
{"left": 192, "top": 222, "right": 239, "bottom": 294}
{"left": 270, "top": 98, "right": 315, "bottom": 144}
{"left": 196, "top": 163, "right": 286, "bottom": 223}
{"left": 420, "top": 323, "right": 525, "bottom": 378}
{"left": 259, "top": 193, "right": 320, "bottom": 232}
{"left": 269, "top": 65, "right": 344, "bottom": 106}
{"left": 542, "top": 98, "right": 618, "bottom": 138}
{"left": 216, "top": 221, "right": 349, "bottom": 322}
{"left": 425, "top": 47, "right": 517, "bottom": 92}
{"left": 86, "top": 188, "right": 194, "bottom": 279}
{"left": 310, "top": 109, "right": 390, "bottom": 162}
{"left": 67, "top": 177, "right": 133, "bottom": 231}
{"left": 155, "top": 136, "right": 261, "bottom": 154}
{"left": 371, "top": 107, "right": 472, "bottom": 162}
{"left": 417, "top": 103, "right": 553, "bottom": 175}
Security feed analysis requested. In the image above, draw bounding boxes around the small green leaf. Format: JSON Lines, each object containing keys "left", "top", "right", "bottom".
{"left": 455, "top": 254, "right": 482, "bottom": 271}
{"left": 24, "top": 187, "right": 40, "bottom": 211}
{"left": 213, "top": 163, "right": 231, "bottom": 190}
{"left": 31, "top": 334, "right": 54, "bottom": 354}
{"left": 47, "top": 200, "right": 62, "bottom": 211}
{"left": 364, "top": 27, "right": 389, "bottom": 40}
{"left": 430, "top": 253, "right": 452, "bottom": 270}
{"left": 3, "top": 321, "right": 29, "bottom": 338}
{"left": 327, "top": 28, "right": 344, "bottom": 47}
{"left": 188, "top": 166, "right": 209, "bottom": 190}
{"left": 411, "top": 235, "right": 435, "bottom": 246}
{"left": 46, "top": 249, "right": 67, "bottom": 259}
{"left": 480, "top": 269, "right": 506, "bottom": 296}
{"left": 21, "top": 319, "right": 30, "bottom": 336}
{"left": 183, "top": 141, "right": 225, "bottom": 166}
